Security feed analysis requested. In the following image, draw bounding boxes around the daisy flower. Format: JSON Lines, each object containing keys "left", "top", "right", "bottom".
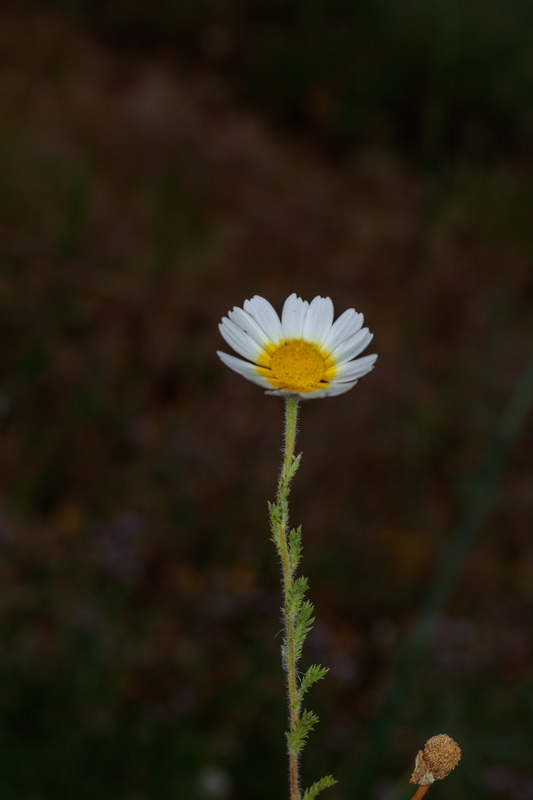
{"left": 217, "top": 293, "right": 377, "bottom": 398}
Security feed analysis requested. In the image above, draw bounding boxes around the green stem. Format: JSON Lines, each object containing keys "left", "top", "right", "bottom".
{"left": 275, "top": 396, "right": 301, "bottom": 800}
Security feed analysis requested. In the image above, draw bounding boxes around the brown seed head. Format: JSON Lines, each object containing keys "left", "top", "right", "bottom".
{"left": 423, "top": 734, "right": 461, "bottom": 779}
{"left": 410, "top": 734, "right": 461, "bottom": 785}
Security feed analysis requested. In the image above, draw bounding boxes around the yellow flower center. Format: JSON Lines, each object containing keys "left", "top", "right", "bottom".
{"left": 266, "top": 340, "right": 328, "bottom": 392}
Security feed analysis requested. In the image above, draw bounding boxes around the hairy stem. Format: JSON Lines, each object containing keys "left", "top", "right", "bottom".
{"left": 275, "top": 396, "right": 301, "bottom": 800}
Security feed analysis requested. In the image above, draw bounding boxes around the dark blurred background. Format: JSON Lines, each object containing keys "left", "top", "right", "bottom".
{"left": 0, "top": 1, "right": 532, "bottom": 798}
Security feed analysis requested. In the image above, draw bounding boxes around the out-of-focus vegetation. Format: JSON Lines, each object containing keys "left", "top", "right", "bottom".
{"left": 51, "top": 0, "right": 533, "bottom": 161}
{"left": 0, "top": 2, "right": 531, "bottom": 799}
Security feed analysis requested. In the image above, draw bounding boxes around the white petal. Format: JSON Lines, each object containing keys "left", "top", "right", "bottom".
{"left": 333, "top": 354, "right": 378, "bottom": 381}
{"left": 331, "top": 329, "right": 373, "bottom": 364}
{"left": 219, "top": 318, "right": 264, "bottom": 362}
{"left": 243, "top": 296, "right": 284, "bottom": 343}
{"left": 302, "top": 296, "right": 334, "bottom": 345}
{"left": 217, "top": 351, "right": 272, "bottom": 388}
{"left": 309, "top": 380, "right": 359, "bottom": 398}
{"left": 323, "top": 380, "right": 359, "bottom": 396}
{"left": 264, "top": 388, "right": 299, "bottom": 397}
{"left": 228, "top": 307, "right": 274, "bottom": 349}
{"left": 281, "top": 293, "right": 309, "bottom": 340}
{"left": 322, "top": 309, "right": 364, "bottom": 353}
{"left": 267, "top": 379, "right": 359, "bottom": 399}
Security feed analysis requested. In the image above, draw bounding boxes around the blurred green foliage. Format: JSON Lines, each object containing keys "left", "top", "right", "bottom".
{"left": 50, "top": 0, "right": 533, "bottom": 159}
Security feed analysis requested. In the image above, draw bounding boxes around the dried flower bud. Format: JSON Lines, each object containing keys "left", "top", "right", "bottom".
{"left": 410, "top": 734, "right": 462, "bottom": 785}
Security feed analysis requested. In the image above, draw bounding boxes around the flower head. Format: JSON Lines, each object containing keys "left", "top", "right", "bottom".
{"left": 217, "top": 293, "right": 377, "bottom": 398}
{"left": 410, "top": 735, "right": 462, "bottom": 785}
